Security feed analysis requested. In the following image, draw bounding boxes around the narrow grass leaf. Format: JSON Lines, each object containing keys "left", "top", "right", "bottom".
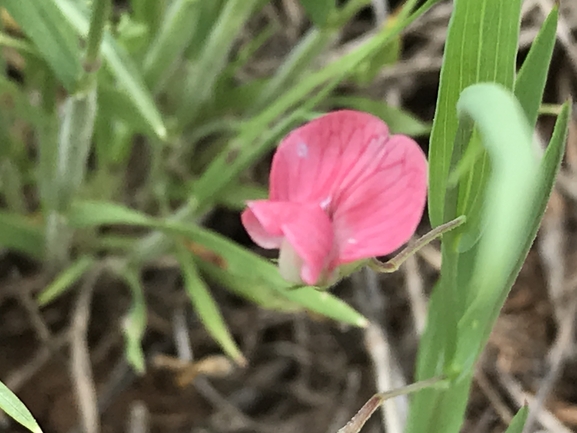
{"left": 0, "top": 212, "right": 44, "bottom": 259}
{"left": 191, "top": 0, "right": 442, "bottom": 210}
{"left": 53, "top": 0, "right": 167, "bottom": 140}
{"left": 37, "top": 256, "right": 95, "bottom": 306}
{"left": 176, "top": 244, "right": 246, "bottom": 366}
{"left": 4, "top": 1, "right": 81, "bottom": 91}
{"left": 505, "top": 406, "right": 529, "bottom": 433}
{"left": 299, "top": 0, "right": 335, "bottom": 27}
{"left": 166, "top": 222, "right": 369, "bottom": 328}
{"left": 68, "top": 200, "right": 155, "bottom": 227}
{"left": 0, "top": 381, "right": 42, "bottom": 433}
{"left": 427, "top": 0, "right": 522, "bottom": 228}
{"left": 514, "top": 6, "right": 558, "bottom": 129}
{"left": 196, "top": 260, "right": 298, "bottom": 312}
{"left": 452, "top": 83, "right": 541, "bottom": 371}
{"left": 68, "top": 201, "right": 367, "bottom": 326}
{"left": 176, "top": 0, "right": 262, "bottom": 127}
{"left": 143, "top": 0, "right": 201, "bottom": 91}
{"left": 332, "top": 96, "right": 431, "bottom": 136}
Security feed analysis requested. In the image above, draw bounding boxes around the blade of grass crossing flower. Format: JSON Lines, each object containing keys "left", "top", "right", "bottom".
{"left": 37, "top": 256, "right": 95, "bottom": 306}
{"left": 427, "top": 0, "right": 522, "bottom": 228}
{"left": 67, "top": 200, "right": 367, "bottom": 327}
{"left": 3, "top": 1, "right": 81, "bottom": 91}
{"left": 514, "top": 6, "right": 558, "bottom": 129}
{"left": 0, "top": 380, "right": 42, "bottom": 433}
{"left": 120, "top": 268, "right": 147, "bottom": 374}
{"left": 505, "top": 406, "right": 529, "bottom": 433}
{"left": 164, "top": 222, "right": 369, "bottom": 328}
{"left": 176, "top": 243, "right": 247, "bottom": 366}
{"left": 53, "top": 0, "right": 167, "bottom": 141}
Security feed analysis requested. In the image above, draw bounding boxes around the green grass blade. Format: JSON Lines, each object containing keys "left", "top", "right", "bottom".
{"left": 409, "top": 86, "right": 568, "bottom": 433}
{"left": 176, "top": 244, "right": 246, "bottom": 366}
{"left": 0, "top": 212, "right": 44, "bottom": 259}
{"left": 427, "top": 0, "right": 522, "bottom": 228}
{"left": 53, "top": 0, "right": 167, "bottom": 140}
{"left": 176, "top": 0, "right": 261, "bottom": 127}
{"left": 37, "top": 256, "right": 95, "bottom": 306}
{"left": 0, "top": 381, "right": 42, "bottom": 433}
{"left": 505, "top": 406, "right": 529, "bottom": 433}
{"left": 143, "top": 0, "right": 201, "bottom": 91}
{"left": 514, "top": 6, "right": 558, "bottom": 129}
{"left": 299, "top": 0, "right": 335, "bottom": 27}
{"left": 67, "top": 200, "right": 368, "bottom": 327}
{"left": 4, "top": 1, "right": 81, "bottom": 91}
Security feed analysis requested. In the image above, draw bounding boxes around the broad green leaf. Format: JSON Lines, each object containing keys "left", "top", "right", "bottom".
{"left": 119, "top": 268, "right": 147, "bottom": 374}
{"left": 299, "top": 0, "right": 335, "bottom": 27}
{"left": 37, "top": 256, "right": 95, "bottom": 306}
{"left": 3, "top": 1, "right": 81, "bottom": 91}
{"left": 53, "top": 0, "right": 167, "bottom": 140}
{"left": 176, "top": 244, "right": 246, "bottom": 365}
{"left": 427, "top": 0, "right": 522, "bottom": 228}
{"left": 514, "top": 6, "right": 558, "bottom": 129}
{"left": 332, "top": 96, "right": 431, "bottom": 136}
{"left": 505, "top": 406, "right": 529, "bottom": 433}
{"left": 0, "top": 212, "right": 44, "bottom": 259}
{"left": 0, "top": 381, "right": 42, "bottom": 433}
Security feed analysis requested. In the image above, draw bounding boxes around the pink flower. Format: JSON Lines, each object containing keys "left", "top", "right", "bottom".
{"left": 241, "top": 110, "right": 428, "bottom": 286}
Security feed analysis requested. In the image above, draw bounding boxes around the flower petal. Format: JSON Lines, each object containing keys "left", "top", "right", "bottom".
{"left": 332, "top": 134, "right": 428, "bottom": 264}
{"left": 241, "top": 201, "right": 334, "bottom": 285}
{"left": 270, "top": 110, "right": 390, "bottom": 205}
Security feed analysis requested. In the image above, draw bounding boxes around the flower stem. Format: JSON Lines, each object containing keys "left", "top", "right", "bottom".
{"left": 337, "top": 375, "right": 448, "bottom": 433}
{"left": 370, "top": 215, "right": 466, "bottom": 274}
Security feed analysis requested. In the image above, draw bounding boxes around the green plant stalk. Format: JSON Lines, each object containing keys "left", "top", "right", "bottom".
{"left": 84, "top": 0, "right": 111, "bottom": 70}
{"left": 44, "top": 0, "right": 110, "bottom": 268}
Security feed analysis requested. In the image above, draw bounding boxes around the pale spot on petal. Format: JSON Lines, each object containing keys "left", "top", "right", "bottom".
{"left": 320, "top": 196, "right": 332, "bottom": 210}
{"left": 297, "top": 142, "right": 308, "bottom": 158}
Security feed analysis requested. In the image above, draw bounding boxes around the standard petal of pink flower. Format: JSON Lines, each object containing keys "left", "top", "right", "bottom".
{"left": 242, "top": 110, "right": 428, "bottom": 286}
{"left": 241, "top": 201, "right": 333, "bottom": 285}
